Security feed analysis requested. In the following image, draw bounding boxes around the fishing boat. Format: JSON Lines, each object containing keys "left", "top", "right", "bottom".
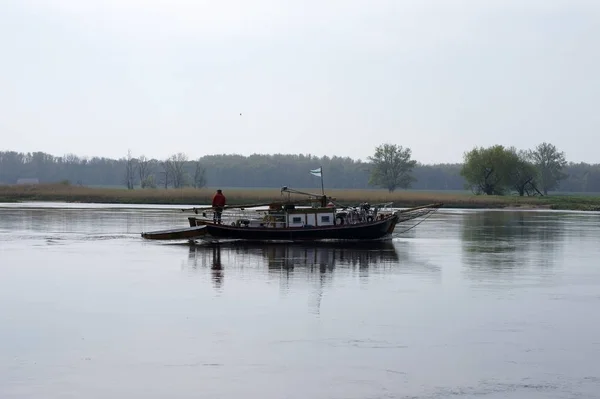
{"left": 141, "top": 186, "right": 442, "bottom": 242}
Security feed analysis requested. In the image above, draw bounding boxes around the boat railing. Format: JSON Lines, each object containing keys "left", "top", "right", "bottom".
{"left": 373, "top": 202, "right": 394, "bottom": 211}
{"left": 191, "top": 208, "right": 263, "bottom": 225}
{"left": 192, "top": 201, "right": 399, "bottom": 228}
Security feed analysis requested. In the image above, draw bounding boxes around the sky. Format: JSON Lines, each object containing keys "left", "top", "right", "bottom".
{"left": 1, "top": 0, "right": 599, "bottom": 164}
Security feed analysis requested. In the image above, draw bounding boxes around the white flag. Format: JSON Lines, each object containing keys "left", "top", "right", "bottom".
{"left": 310, "top": 167, "right": 322, "bottom": 177}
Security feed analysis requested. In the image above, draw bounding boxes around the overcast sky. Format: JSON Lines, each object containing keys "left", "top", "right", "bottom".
{"left": 1, "top": 0, "right": 599, "bottom": 164}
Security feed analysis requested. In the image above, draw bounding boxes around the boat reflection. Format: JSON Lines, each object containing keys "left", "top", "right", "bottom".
{"left": 187, "top": 240, "right": 401, "bottom": 273}
{"left": 186, "top": 240, "right": 402, "bottom": 313}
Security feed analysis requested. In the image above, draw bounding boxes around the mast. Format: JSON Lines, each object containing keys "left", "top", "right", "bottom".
{"left": 309, "top": 166, "right": 326, "bottom": 206}
{"left": 320, "top": 166, "right": 326, "bottom": 207}
{"left": 310, "top": 166, "right": 324, "bottom": 196}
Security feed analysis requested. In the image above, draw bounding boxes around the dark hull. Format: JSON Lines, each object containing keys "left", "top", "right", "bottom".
{"left": 192, "top": 215, "right": 398, "bottom": 241}
{"left": 141, "top": 225, "right": 207, "bottom": 240}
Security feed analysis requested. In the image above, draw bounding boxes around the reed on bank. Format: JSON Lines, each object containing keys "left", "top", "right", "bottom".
{"left": 2, "top": 183, "right": 600, "bottom": 211}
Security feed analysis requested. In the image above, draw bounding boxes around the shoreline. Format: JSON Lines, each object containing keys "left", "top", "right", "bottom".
{"left": 1, "top": 184, "right": 600, "bottom": 211}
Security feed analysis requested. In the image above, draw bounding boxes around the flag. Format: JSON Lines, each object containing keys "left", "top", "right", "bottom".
{"left": 310, "top": 167, "right": 322, "bottom": 177}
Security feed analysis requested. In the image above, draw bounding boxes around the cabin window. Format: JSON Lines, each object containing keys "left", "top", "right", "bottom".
{"left": 321, "top": 215, "right": 330, "bottom": 223}
{"left": 292, "top": 217, "right": 302, "bottom": 223}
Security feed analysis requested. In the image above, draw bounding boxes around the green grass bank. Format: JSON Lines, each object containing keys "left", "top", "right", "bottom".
{"left": 1, "top": 184, "right": 600, "bottom": 211}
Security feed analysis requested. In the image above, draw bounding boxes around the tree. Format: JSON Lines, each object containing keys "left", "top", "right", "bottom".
{"left": 529, "top": 142, "right": 567, "bottom": 195}
{"left": 137, "top": 155, "right": 154, "bottom": 188}
{"left": 508, "top": 149, "right": 541, "bottom": 196}
{"left": 367, "top": 144, "right": 417, "bottom": 192}
{"left": 165, "top": 153, "right": 189, "bottom": 188}
{"left": 193, "top": 160, "right": 207, "bottom": 188}
{"left": 141, "top": 175, "right": 157, "bottom": 189}
{"left": 159, "top": 160, "right": 171, "bottom": 189}
{"left": 460, "top": 145, "right": 516, "bottom": 195}
{"left": 123, "top": 149, "right": 136, "bottom": 189}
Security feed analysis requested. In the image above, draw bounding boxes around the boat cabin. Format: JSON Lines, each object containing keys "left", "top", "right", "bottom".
{"left": 217, "top": 201, "right": 393, "bottom": 229}
{"left": 285, "top": 207, "right": 335, "bottom": 227}
{"left": 249, "top": 204, "right": 335, "bottom": 228}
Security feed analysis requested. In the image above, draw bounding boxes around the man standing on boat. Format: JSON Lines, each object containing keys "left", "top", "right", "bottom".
{"left": 212, "top": 189, "right": 226, "bottom": 224}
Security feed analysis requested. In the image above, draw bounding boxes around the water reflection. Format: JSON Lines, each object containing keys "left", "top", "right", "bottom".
{"left": 186, "top": 240, "right": 402, "bottom": 314}
{"left": 210, "top": 244, "right": 224, "bottom": 290}
{"left": 262, "top": 241, "right": 400, "bottom": 271}
{"left": 461, "top": 211, "right": 562, "bottom": 272}
{"left": 188, "top": 240, "right": 400, "bottom": 271}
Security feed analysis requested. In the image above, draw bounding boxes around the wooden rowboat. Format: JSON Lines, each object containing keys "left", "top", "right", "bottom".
{"left": 141, "top": 225, "right": 208, "bottom": 240}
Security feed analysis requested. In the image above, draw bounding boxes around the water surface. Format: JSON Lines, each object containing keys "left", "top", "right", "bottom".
{"left": 1, "top": 203, "right": 599, "bottom": 398}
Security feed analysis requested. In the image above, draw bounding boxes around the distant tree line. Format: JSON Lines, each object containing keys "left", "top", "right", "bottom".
{"left": 1, "top": 143, "right": 599, "bottom": 194}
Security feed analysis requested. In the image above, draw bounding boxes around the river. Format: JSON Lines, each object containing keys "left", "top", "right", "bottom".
{"left": 1, "top": 203, "right": 599, "bottom": 398}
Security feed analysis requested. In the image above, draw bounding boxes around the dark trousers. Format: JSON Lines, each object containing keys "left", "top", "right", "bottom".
{"left": 213, "top": 207, "right": 223, "bottom": 224}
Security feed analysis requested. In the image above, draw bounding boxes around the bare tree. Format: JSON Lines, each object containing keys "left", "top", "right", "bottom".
{"left": 160, "top": 153, "right": 189, "bottom": 189}
{"left": 63, "top": 153, "right": 81, "bottom": 164}
{"left": 160, "top": 160, "right": 171, "bottom": 188}
{"left": 193, "top": 159, "right": 207, "bottom": 188}
{"left": 124, "top": 149, "right": 136, "bottom": 189}
{"left": 166, "top": 153, "right": 189, "bottom": 188}
{"left": 137, "top": 155, "right": 153, "bottom": 188}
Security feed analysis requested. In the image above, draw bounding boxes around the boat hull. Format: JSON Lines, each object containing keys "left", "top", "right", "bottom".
{"left": 189, "top": 214, "right": 399, "bottom": 241}
{"left": 141, "top": 225, "right": 207, "bottom": 240}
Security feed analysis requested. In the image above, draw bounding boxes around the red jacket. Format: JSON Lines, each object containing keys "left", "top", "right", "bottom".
{"left": 212, "top": 192, "right": 226, "bottom": 207}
